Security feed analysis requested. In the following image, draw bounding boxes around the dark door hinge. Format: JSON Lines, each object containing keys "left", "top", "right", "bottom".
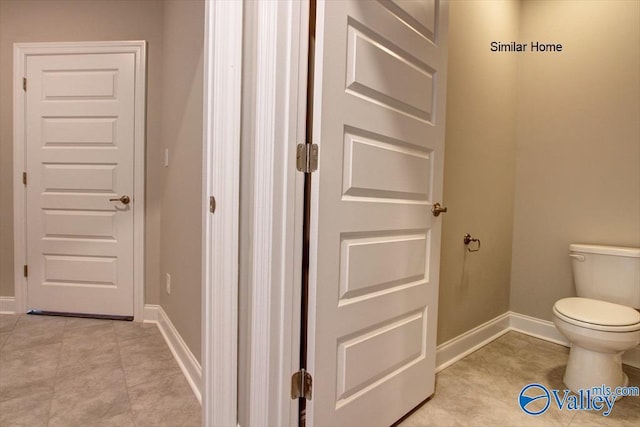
{"left": 23, "top": 77, "right": 27, "bottom": 92}
{"left": 23, "top": 265, "right": 28, "bottom": 277}
{"left": 22, "top": 172, "right": 27, "bottom": 185}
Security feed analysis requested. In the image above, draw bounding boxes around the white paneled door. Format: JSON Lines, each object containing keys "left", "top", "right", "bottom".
{"left": 23, "top": 50, "right": 139, "bottom": 317}
{"left": 307, "top": 1, "right": 448, "bottom": 425}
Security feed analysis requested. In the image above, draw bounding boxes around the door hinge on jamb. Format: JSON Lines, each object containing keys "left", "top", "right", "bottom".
{"left": 291, "top": 369, "right": 312, "bottom": 400}
{"left": 23, "top": 77, "right": 27, "bottom": 92}
{"left": 296, "top": 143, "right": 318, "bottom": 173}
{"left": 22, "top": 172, "right": 27, "bottom": 185}
{"left": 209, "top": 196, "right": 216, "bottom": 213}
{"left": 23, "top": 265, "right": 28, "bottom": 278}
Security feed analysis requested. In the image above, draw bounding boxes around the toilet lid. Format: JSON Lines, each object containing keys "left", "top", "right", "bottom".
{"left": 555, "top": 297, "right": 640, "bottom": 326}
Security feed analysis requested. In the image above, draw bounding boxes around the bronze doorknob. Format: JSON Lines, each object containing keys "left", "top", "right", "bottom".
{"left": 109, "top": 195, "right": 131, "bottom": 205}
{"left": 432, "top": 202, "right": 447, "bottom": 217}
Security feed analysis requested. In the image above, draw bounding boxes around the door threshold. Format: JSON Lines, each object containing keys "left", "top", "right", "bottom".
{"left": 27, "top": 309, "right": 133, "bottom": 321}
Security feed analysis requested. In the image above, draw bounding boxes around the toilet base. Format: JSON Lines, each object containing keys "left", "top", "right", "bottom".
{"left": 563, "top": 343, "right": 629, "bottom": 393}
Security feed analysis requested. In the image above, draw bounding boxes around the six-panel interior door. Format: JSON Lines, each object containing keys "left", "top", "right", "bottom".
{"left": 306, "top": 1, "right": 448, "bottom": 425}
{"left": 25, "top": 52, "right": 136, "bottom": 317}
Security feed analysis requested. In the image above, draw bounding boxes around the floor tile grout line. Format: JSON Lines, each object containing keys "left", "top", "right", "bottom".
{"left": 116, "top": 321, "right": 139, "bottom": 427}
{"left": 45, "top": 315, "right": 67, "bottom": 427}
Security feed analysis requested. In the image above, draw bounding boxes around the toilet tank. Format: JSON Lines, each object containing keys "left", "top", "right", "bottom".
{"left": 570, "top": 244, "right": 640, "bottom": 308}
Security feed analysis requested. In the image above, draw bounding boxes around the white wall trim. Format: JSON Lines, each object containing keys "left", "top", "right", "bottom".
{"left": 156, "top": 306, "right": 202, "bottom": 403}
{"left": 508, "top": 311, "right": 639, "bottom": 369}
{"left": 142, "top": 304, "right": 202, "bottom": 402}
{"left": 508, "top": 311, "right": 570, "bottom": 346}
{"left": 12, "top": 41, "right": 146, "bottom": 320}
{"left": 242, "top": 1, "right": 307, "bottom": 426}
{"left": 436, "top": 312, "right": 511, "bottom": 372}
{"left": 436, "top": 311, "right": 640, "bottom": 373}
{"left": 142, "top": 304, "right": 160, "bottom": 323}
{"left": 202, "top": 1, "right": 243, "bottom": 426}
{"left": 0, "top": 297, "right": 16, "bottom": 314}
{"left": 247, "top": 1, "right": 279, "bottom": 422}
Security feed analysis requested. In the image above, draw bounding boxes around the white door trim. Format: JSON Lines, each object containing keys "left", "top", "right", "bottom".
{"left": 201, "top": 1, "right": 242, "bottom": 425}
{"left": 13, "top": 41, "right": 146, "bottom": 320}
{"left": 241, "top": 1, "right": 308, "bottom": 425}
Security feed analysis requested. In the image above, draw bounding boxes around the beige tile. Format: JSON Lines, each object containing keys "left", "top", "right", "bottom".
{"left": 568, "top": 398, "right": 640, "bottom": 427}
{"left": 57, "top": 340, "right": 122, "bottom": 380}
{"left": 118, "top": 332, "right": 170, "bottom": 364}
{"left": 0, "top": 332, "right": 10, "bottom": 349}
{"left": 113, "top": 321, "right": 159, "bottom": 343}
{"left": 129, "top": 373, "right": 201, "bottom": 427}
{"left": 0, "top": 342, "right": 60, "bottom": 402}
{"left": 61, "top": 322, "right": 116, "bottom": 346}
{"left": 54, "top": 322, "right": 121, "bottom": 379}
{"left": 2, "top": 315, "right": 66, "bottom": 352}
{"left": 624, "top": 365, "right": 640, "bottom": 385}
{"left": 118, "top": 332, "right": 182, "bottom": 387}
{"left": 0, "top": 314, "right": 19, "bottom": 333}
{"left": 0, "top": 389, "right": 52, "bottom": 427}
{"left": 0, "top": 314, "right": 200, "bottom": 426}
{"left": 64, "top": 316, "right": 114, "bottom": 331}
{"left": 49, "top": 365, "right": 131, "bottom": 427}
{"left": 401, "top": 331, "right": 577, "bottom": 427}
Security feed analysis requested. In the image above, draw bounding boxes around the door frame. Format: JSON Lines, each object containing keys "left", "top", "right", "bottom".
{"left": 201, "top": 0, "right": 307, "bottom": 424}
{"left": 238, "top": 1, "right": 308, "bottom": 426}
{"left": 201, "top": 1, "right": 243, "bottom": 425}
{"left": 12, "top": 41, "right": 147, "bottom": 320}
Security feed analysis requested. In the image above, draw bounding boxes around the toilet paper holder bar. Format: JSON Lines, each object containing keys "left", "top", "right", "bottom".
{"left": 463, "top": 234, "right": 481, "bottom": 252}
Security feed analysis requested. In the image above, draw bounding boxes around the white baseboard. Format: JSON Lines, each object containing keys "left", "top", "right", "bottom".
{"left": 508, "top": 311, "right": 570, "bottom": 346}
{"left": 436, "top": 312, "right": 510, "bottom": 372}
{"left": 436, "top": 311, "right": 640, "bottom": 372}
{"left": 0, "top": 297, "right": 16, "bottom": 314}
{"left": 143, "top": 304, "right": 202, "bottom": 402}
{"left": 143, "top": 304, "right": 160, "bottom": 323}
{"left": 509, "top": 310, "right": 640, "bottom": 370}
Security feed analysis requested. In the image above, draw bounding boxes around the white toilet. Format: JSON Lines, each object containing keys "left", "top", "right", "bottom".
{"left": 553, "top": 244, "right": 640, "bottom": 393}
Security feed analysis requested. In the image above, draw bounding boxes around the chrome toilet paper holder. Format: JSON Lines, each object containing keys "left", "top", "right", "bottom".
{"left": 463, "top": 233, "right": 481, "bottom": 252}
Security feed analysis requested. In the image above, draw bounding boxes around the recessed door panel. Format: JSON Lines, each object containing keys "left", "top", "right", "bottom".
{"left": 42, "top": 164, "right": 116, "bottom": 192}
{"left": 343, "top": 132, "right": 431, "bottom": 202}
{"left": 43, "top": 117, "right": 116, "bottom": 146}
{"left": 42, "top": 70, "right": 117, "bottom": 99}
{"left": 339, "top": 233, "right": 428, "bottom": 303}
{"left": 336, "top": 311, "right": 426, "bottom": 402}
{"left": 44, "top": 255, "right": 117, "bottom": 286}
{"left": 346, "top": 23, "right": 435, "bottom": 121}
{"left": 43, "top": 210, "right": 116, "bottom": 239}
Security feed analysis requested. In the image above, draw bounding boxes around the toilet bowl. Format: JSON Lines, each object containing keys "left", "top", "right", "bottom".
{"left": 553, "top": 244, "right": 640, "bottom": 394}
{"left": 553, "top": 297, "right": 640, "bottom": 392}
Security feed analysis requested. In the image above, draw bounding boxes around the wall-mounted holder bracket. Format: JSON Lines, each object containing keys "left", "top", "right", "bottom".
{"left": 463, "top": 233, "right": 481, "bottom": 252}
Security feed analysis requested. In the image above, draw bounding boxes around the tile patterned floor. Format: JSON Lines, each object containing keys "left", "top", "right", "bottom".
{"left": 400, "top": 332, "right": 640, "bottom": 427}
{"left": 0, "top": 314, "right": 200, "bottom": 427}
{"left": 2, "top": 314, "right": 638, "bottom": 426}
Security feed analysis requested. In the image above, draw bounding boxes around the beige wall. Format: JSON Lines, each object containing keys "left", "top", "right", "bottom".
{"left": 437, "top": 1, "right": 519, "bottom": 344}
{"left": 440, "top": 0, "right": 640, "bottom": 341}
{"left": 158, "top": 0, "right": 204, "bottom": 363}
{"left": 510, "top": 0, "right": 640, "bottom": 321}
{"left": 0, "top": 0, "right": 164, "bottom": 304}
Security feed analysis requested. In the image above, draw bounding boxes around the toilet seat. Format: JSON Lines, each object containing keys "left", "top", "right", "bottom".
{"left": 553, "top": 297, "right": 640, "bottom": 333}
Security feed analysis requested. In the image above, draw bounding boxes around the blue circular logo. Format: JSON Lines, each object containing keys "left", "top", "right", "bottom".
{"left": 519, "top": 383, "right": 551, "bottom": 415}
